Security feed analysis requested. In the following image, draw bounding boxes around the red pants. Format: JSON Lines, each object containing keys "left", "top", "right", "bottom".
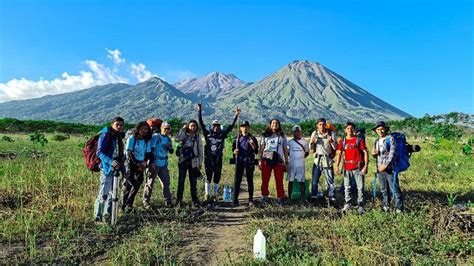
{"left": 261, "top": 161, "right": 286, "bottom": 199}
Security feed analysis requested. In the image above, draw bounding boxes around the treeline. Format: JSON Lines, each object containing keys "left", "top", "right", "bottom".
{"left": 0, "top": 112, "right": 471, "bottom": 140}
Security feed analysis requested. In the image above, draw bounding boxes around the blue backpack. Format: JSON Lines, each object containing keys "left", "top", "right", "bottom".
{"left": 372, "top": 132, "right": 412, "bottom": 198}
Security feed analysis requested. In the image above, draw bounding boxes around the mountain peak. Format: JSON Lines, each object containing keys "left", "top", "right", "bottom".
{"left": 175, "top": 72, "right": 247, "bottom": 98}
{"left": 143, "top": 76, "right": 165, "bottom": 84}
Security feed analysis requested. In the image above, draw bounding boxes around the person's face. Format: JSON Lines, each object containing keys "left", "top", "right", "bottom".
{"left": 138, "top": 125, "right": 149, "bottom": 138}
{"left": 270, "top": 120, "right": 279, "bottom": 132}
{"left": 161, "top": 126, "right": 171, "bottom": 136}
{"left": 240, "top": 125, "right": 249, "bottom": 135}
{"left": 375, "top": 126, "right": 386, "bottom": 137}
{"left": 293, "top": 130, "right": 302, "bottom": 139}
{"left": 212, "top": 124, "right": 221, "bottom": 132}
{"left": 188, "top": 122, "right": 197, "bottom": 133}
{"left": 111, "top": 121, "right": 124, "bottom": 132}
{"left": 317, "top": 122, "right": 326, "bottom": 132}
{"left": 345, "top": 125, "right": 355, "bottom": 136}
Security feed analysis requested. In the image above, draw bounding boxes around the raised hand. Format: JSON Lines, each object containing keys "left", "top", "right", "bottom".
{"left": 197, "top": 102, "right": 202, "bottom": 112}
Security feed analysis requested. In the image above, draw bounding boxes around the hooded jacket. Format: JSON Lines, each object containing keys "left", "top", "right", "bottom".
{"left": 96, "top": 127, "right": 125, "bottom": 175}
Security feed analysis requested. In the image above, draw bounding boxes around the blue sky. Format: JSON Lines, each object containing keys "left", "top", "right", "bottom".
{"left": 1, "top": 0, "right": 472, "bottom": 117}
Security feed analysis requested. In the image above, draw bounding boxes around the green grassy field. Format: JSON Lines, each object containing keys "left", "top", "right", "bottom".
{"left": 0, "top": 132, "right": 473, "bottom": 264}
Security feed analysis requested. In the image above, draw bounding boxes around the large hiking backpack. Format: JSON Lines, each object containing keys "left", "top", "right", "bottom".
{"left": 83, "top": 134, "right": 102, "bottom": 172}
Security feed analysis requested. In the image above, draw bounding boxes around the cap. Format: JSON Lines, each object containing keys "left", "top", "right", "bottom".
{"left": 291, "top": 125, "right": 302, "bottom": 132}
{"left": 212, "top": 120, "right": 220, "bottom": 125}
{"left": 239, "top": 120, "right": 250, "bottom": 127}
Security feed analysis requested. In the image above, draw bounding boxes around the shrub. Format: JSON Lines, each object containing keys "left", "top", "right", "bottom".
{"left": 1, "top": 135, "right": 14, "bottom": 142}
{"left": 29, "top": 131, "right": 48, "bottom": 146}
{"left": 50, "top": 134, "right": 70, "bottom": 142}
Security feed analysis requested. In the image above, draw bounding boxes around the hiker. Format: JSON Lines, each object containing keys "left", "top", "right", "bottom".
{"left": 335, "top": 122, "right": 368, "bottom": 214}
{"left": 143, "top": 121, "right": 174, "bottom": 208}
{"left": 287, "top": 125, "right": 310, "bottom": 201}
{"left": 232, "top": 120, "right": 259, "bottom": 207}
{"left": 197, "top": 103, "right": 240, "bottom": 204}
{"left": 259, "top": 119, "right": 289, "bottom": 205}
{"left": 122, "top": 121, "right": 152, "bottom": 213}
{"left": 371, "top": 121, "right": 403, "bottom": 213}
{"left": 175, "top": 119, "right": 204, "bottom": 207}
{"left": 309, "top": 118, "right": 337, "bottom": 204}
{"left": 94, "top": 117, "right": 126, "bottom": 223}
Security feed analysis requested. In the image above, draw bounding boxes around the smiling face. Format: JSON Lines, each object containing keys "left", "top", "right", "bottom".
{"left": 212, "top": 124, "right": 221, "bottom": 133}
{"left": 317, "top": 121, "right": 326, "bottom": 133}
{"left": 138, "top": 125, "right": 149, "bottom": 138}
{"left": 161, "top": 125, "right": 171, "bottom": 136}
{"left": 293, "top": 129, "right": 302, "bottom": 139}
{"left": 270, "top": 120, "right": 280, "bottom": 133}
{"left": 188, "top": 122, "right": 197, "bottom": 133}
{"left": 375, "top": 126, "right": 387, "bottom": 138}
{"left": 345, "top": 125, "right": 355, "bottom": 137}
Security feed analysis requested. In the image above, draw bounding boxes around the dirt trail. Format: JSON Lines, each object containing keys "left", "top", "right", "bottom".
{"left": 179, "top": 181, "right": 252, "bottom": 265}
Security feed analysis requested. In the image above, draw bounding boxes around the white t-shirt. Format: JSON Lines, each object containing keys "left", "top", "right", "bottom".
{"left": 287, "top": 138, "right": 309, "bottom": 167}
{"left": 260, "top": 134, "right": 288, "bottom": 161}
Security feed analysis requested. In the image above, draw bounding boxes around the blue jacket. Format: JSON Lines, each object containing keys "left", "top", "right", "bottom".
{"left": 96, "top": 127, "right": 125, "bottom": 175}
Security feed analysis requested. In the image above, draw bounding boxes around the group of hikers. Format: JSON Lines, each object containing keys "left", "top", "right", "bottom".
{"left": 92, "top": 105, "right": 404, "bottom": 223}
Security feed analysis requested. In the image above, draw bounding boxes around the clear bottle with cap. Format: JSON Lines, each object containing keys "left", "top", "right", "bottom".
{"left": 253, "top": 229, "right": 266, "bottom": 260}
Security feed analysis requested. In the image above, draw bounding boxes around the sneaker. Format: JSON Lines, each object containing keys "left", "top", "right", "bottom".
{"left": 193, "top": 201, "right": 201, "bottom": 208}
{"left": 382, "top": 206, "right": 390, "bottom": 212}
{"left": 94, "top": 217, "right": 102, "bottom": 224}
{"left": 143, "top": 202, "right": 151, "bottom": 210}
{"left": 396, "top": 209, "right": 403, "bottom": 214}
{"left": 276, "top": 198, "right": 284, "bottom": 206}
{"left": 103, "top": 214, "right": 111, "bottom": 224}
{"left": 310, "top": 195, "right": 319, "bottom": 200}
{"left": 248, "top": 201, "right": 254, "bottom": 208}
{"left": 342, "top": 204, "right": 351, "bottom": 212}
{"left": 261, "top": 196, "right": 269, "bottom": 204}
{"left": 232, "top": 201, "right": 239, "bottom": 208}
{"left": 165, "top": 199, "right": 173, "bottom": 207}
{"left": 358, "top": 206, "right": 365, "bottom": 214}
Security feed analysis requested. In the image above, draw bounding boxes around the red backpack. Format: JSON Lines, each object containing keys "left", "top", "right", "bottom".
{"left": 82, "top": 134, "right": 104, "bottom": 172}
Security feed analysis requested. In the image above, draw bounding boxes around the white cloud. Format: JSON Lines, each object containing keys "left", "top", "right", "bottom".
{"left": 165, "top": 70, "right": 197, "bottom": 82}
{"left": 0, "top": 49, "right": 194, "bottom": 103}
{"left": 106, "top": 48, "right": 125, "bottom": 65}
{"left": 130, "top": 63, "right": 159, "bottom": 82}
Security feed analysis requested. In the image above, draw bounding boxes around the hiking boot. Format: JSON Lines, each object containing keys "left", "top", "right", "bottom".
{"left": 342, "top": 204, "right": 351, "bottom": 212}
{"left": 358, "top": 206, "right": 365, "bottom": 215}
{"left": 382, "top": 206, "right": 390, "bottom": 212}
{"left": 143, "top": 202, "right": 151, "bottom": 210}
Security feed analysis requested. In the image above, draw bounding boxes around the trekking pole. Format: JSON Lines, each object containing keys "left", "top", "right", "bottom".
{"left": 233, "top": 108, "right": 240, "bottom": 205}
{"left": 110, "top": 169, "right": 120, "bottom": 225}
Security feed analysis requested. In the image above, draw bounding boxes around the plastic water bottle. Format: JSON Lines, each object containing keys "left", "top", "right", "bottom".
{"left": 253, "top": 229, "right": 266, "bottom": 260}
{"left": 223, "top": 185, "right": 232, "bottom": 202}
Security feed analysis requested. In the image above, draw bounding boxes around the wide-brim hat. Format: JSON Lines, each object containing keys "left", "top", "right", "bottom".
{"left": 372, "top": 121, "right": 390, "bottom": 132}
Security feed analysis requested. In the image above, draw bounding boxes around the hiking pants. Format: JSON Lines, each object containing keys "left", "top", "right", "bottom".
{"left": 143, "top": 166, "right": 172, "bottom": 205}
{"left": 94, "top": 170, "right": 115, "bottom": 219}
{"left": 311, "top": 164, "right": 336, "bottom": 198}
{"left": 122, "top": 163, "right": 144, "bottom": 209}
{"left": 205, "top": 153, "right": 223, "bottom": 184}
{"left": 233, "top": 162, "right": 255, "bottom": 203}
{"left": 261, "top": 161, "right": 285, "bottom": 199}
{"left": 344, "top": 169, "right": 364, "bottom": 206}
{"left": 377, "top": 171, "right": 403, "bottom": 210}
{"left": 177, "top": 162, "right": 199, "bottom": 203}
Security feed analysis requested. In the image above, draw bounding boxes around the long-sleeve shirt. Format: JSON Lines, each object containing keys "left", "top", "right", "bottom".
{"left": 198, "top": 109, "right": 238, "bottom": 156}
{"left": 175, "top": 130, "right": 203, "bottom": 168}
{"left": 375, "top": 135, "right": 396, "bottom": 170}
{"left": 232, "top": 134, "right": 259, "bottom": 164}
{"left": 96, "top": 126, "right": 125, "bottom": 175}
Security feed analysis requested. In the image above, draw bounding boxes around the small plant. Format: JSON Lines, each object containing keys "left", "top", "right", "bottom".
{"left": 462, "top": 144, "right": 471, "bottom": 155}
{"left": 446, "top": 193, "right": 458, "bottom": 207}
{"left": 50, "top": 134, "right": 70, "bottom": 142}
{"left": 29, "top": 130, "right": 48, "bottom": 146}
{"left": 1, "top": 135, "right": 14, "bottom": 142}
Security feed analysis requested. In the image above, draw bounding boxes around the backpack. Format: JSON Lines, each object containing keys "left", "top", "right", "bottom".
{"left": 314, "top": 130, "right": 336, "bottom": 158}
{"left": 375, "top": 132, "right": 411, "bottom": 173}
{"left": 342, "top": 135, "right": 366, "bottom": 168}
{"left": 372, "top": 132, "right": 412, "bottom": 198}
{"left": 83, "top": 133, "right": 106, "bottom": 172}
